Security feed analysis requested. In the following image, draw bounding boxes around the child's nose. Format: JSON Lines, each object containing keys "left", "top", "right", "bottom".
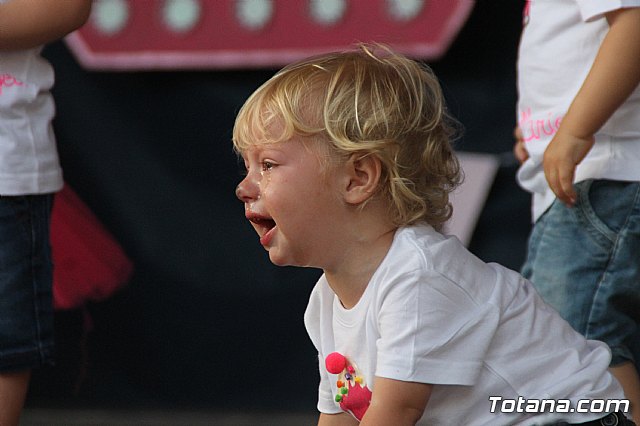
{"left": 235, "top": 177, "right": 258, "bottom": 203}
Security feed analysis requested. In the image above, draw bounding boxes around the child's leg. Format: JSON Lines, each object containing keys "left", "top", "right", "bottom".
{"left": 0, "top": 370, "right": 31, "bottom": 426}
{"left": 0, "top": 195, "right": 55, "bottom": 425}
{"left": 522, "top": 179, "right": 640, "bottom": 421}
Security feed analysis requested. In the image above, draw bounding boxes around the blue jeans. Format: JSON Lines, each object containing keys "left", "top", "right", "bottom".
{"left": 522, "top": 179, "right": 640, "bottom": 366}
{"left": 0, "top": 194, "right": 55, "bottom": 371}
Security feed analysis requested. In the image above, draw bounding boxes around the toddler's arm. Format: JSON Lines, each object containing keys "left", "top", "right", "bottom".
{"left": 318, "top": 412, "right": 360, "bottom": 426}
{"left": 543, "top": 7, "right": 640, "bottom": 205}
{"left": 0, "top": 0, "right": 92, "bottom": 50}
{"left": 360, "top": 377, "right": 432, "bottom": 426}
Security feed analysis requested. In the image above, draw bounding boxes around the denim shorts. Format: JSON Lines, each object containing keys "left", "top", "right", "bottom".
{"left": 522, "top": 179, "right": 640, "bottom": 366}
{"left": 0, "top": 194, "right": 55, "bottom": 371}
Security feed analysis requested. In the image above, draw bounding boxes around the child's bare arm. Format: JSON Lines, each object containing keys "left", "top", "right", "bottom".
{"left": 0, "top": 0, "right": 92, "bottom": 50}
{"left": 360, "top": 377, "right": 432, "bottom": 426}
{"left": 318, "top": 412, "right": 360, "bottom": 426}
{"left": 543, "top": 7, "right": 640, "bottom": 205}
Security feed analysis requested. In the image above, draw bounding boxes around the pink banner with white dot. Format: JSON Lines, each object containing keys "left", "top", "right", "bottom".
{"left": 65, "top": 0, "right": 474, "bottom": 70}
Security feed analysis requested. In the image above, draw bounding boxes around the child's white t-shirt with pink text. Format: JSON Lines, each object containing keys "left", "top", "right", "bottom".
{"left": 517, "top": 0, "right": 640, "bottom": 221}
{"left": 0, "top": 44, "right": 63, "bottom": 195}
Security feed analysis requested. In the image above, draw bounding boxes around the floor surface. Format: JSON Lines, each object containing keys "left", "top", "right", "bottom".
{"left": 21, "top": 409, "right": 318, "bottom": 425}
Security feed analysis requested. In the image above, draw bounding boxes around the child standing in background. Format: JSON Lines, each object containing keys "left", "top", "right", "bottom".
{"left": 0, "top": 1, "right": 92, "bottom": 424}
{"left": 514, "top": 1, "right": 640, "bottom": 422}
{"left": 234, "top": 44, "right": 632, "bottom": 425}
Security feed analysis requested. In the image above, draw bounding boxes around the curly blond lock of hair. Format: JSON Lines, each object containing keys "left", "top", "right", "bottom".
{"left": 233, "top": 43, "right": 462, "bottom": 231}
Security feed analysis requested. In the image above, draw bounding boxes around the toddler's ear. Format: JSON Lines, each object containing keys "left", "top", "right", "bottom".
{"left": 343, "top": 154, "right": 382, "bottom": 205}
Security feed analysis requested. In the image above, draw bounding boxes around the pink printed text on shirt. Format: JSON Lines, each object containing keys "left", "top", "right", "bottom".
{"left": 519, "top": 107, "right": 563, "bottom": 142}
{"left": 0, "top": 73, "right": 24, "bottom": 95}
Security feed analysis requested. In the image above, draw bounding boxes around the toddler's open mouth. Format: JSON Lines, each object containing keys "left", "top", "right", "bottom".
{"left": 247, "top": 214, "right": 277, "bottom": 246}
{"left": 249, "top": 216, "right": 276, "bottom": 232}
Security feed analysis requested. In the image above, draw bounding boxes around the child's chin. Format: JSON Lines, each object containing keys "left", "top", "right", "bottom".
{"left": 267, "top": 251, "right": 290, "bottom": 267}
{"left": 268, "top": 249, "right": 304, "bottom": 268}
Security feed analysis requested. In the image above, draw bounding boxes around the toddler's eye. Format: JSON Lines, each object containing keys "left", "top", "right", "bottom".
{"left": 261, "top": 161, "right": 275, "bottom": 172}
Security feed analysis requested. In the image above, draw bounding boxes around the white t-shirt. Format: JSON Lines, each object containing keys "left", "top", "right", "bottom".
{"left": 516, "top": 0, "right": 640, "bottom": 221}
{"left": 0, "top": 44, "right": 63, "bottom": 195}
{"left": 305, "top": 225, "right": 624, "bottom": 425}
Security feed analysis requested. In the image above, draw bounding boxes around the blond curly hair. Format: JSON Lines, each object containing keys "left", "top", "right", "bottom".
{"left": 233, "top": 44, "right": 462, "bottom": 230}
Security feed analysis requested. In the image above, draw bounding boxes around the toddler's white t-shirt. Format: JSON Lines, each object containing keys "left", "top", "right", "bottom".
{"left": 305, "top": 225, "right": 624, "bottom": 425}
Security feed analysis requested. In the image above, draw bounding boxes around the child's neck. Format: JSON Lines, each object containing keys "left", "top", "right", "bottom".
{"left": 324, "top": 226, "right": 397, "bottom": 310}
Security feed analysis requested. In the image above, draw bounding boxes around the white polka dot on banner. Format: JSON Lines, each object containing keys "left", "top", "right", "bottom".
{"left": 387, "top": 0, "right": 425, "bottom": 21}
{"left": 309, "top": 0, "right": 347, "bottom": 25}
{"left": 92, "top": 0, "right": 130, "bottom": 35}
{"left": 236, "top": 0, "right": 274, "bottom": 31}
{"left": 163, "top": 0, "right": 202, "bottom": 33}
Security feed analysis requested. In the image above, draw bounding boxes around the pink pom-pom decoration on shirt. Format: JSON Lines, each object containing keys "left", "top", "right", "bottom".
{"left": 325, "top": 352, "right": 347, "bottom": 374}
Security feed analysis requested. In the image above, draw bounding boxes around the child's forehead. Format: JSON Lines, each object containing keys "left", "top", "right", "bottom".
{"left": 240, "top": 137, "right": 329, "bottom": 160}
{"left": 242, "top": 113, "right": 287, "bottom": 142}
{"left": 239, "top": 114, "right": 319, "bottom": 150}
{"left": 240, "top": 141, "right": 283, "bottom": 157}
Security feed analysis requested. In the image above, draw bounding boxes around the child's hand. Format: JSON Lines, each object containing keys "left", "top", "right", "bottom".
{"left": 513, "top": 126, "right": 528, "bottom": 164}
{"left": 543, "top": 130, "right": 594, "bottom": 206}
